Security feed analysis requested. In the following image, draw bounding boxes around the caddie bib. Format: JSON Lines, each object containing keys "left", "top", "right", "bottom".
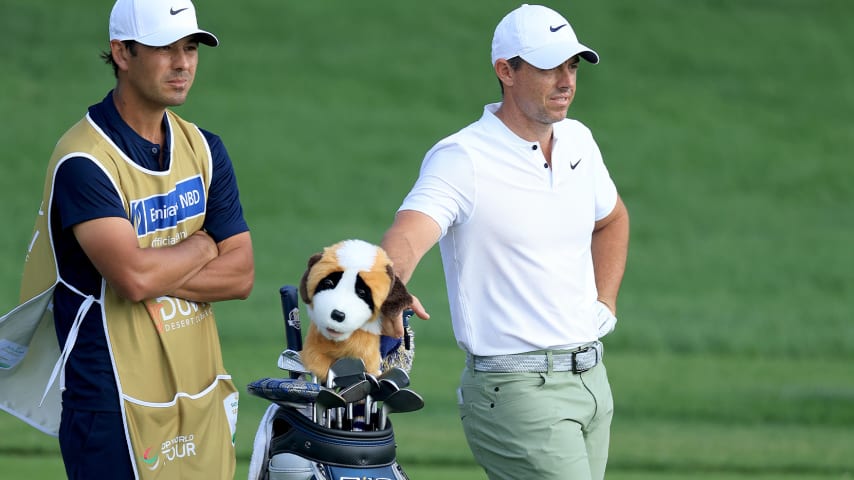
{"left": 3, "top": 110, "right": 238, "bottom": 479}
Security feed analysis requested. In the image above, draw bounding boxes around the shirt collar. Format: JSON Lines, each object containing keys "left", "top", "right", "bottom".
{"left": 481, "top": 102, "right": 563, "bottom": 149}
{"left": 88, "top": 90, "right": 172, "bottom": 171}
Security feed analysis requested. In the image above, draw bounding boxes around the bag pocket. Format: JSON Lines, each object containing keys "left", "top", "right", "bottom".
{"left": 123, "top": 375, "right": 238, "bottom": 480}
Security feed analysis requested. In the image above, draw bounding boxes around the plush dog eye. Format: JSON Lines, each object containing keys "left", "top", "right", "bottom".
{"left": 354, "top": 275, "right": 375, "bottom": 311}
{"left": 315, "top": 271, "right": 343, "bottom": 293}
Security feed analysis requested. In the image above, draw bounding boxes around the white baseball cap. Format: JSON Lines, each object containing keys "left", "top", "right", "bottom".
{"left": 109, "top": 0, "right": 218, "bottom": 47}
{"left": 491, "top": 4, "right": 598, "bottom": 69}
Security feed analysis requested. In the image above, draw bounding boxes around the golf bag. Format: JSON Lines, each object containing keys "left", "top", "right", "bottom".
{"left": 246, "top": 286, "right": 417, "bottom": 480}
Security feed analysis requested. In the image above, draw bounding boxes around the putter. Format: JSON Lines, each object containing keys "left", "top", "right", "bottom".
{"left": 247, "top": 377, "right": 321, "bottom": 403}
{"left": 247, "top": 377, "right": 321, "bottom": 420}
{"left": 378, "top": 388, "right": 424, "bottom": 430}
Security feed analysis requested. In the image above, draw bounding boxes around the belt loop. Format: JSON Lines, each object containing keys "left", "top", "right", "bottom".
{"left": 546, "top": 351, "right": 554, "bottom": 374}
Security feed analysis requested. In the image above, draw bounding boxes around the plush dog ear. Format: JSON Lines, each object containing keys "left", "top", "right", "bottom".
{"left": 380, "top": 265, "right": 413, "bottom": 321}
{"left": 299, "top": 252, "right": 323, "bottom": 304}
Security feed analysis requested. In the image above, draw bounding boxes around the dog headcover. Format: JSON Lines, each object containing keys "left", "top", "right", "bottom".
{"left": 299, "top": 239, "right": 411, "bottom": 325}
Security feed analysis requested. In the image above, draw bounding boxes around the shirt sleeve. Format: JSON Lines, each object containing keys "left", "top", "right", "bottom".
{"left": 54, "top": 157, "right": 128, "bottom": 230}
{"left": 200, "top": 130, "right": 250, "bottom": 242}
{"left": 398, "top": 142, "right": 475, "bottom": 238}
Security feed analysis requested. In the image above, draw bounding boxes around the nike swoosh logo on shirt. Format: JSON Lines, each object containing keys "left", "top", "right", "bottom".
{"left": 570, "top": 158, "right": 582, "bottom": 170}
{"left": 550, "top": 24, "right": 567, "bottom": 32}
{"left": 170, "top": 7, "right": 189, "bottom": 15}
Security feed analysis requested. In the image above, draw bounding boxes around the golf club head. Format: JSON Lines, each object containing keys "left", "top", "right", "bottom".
{"left": 277, "top": 349, "right": 308, "bottom": 374}
{"left": 378, "top": 388, "right": 425, "bottom": 430}
{"left": 364, "top": 373, "right": 381, "bottom": 394}
{"left": 329, "top": 357, "right": 367, "bottom": 388}
{"left": 337, "top": 379, "right": 372, "bottom": 403}
{"left": 315, "top": 388, "right": 347, "bottom": 427}
{"left": 378, "top": 366, "right": 411, "bottom": 389}
{"left": 385, "top": 388, "right": 424, "bottom": 413}
{"left": 375, "top": 378, "right": 400, "bottom": 402}
{"left": 333, "top": 371, "right": 367, "bottom": 389}
{"left": 316, "top": 389, "right": 346, "bottom": 409}
{"left": 247, "top": 377, "right": 320, "bottom": 404}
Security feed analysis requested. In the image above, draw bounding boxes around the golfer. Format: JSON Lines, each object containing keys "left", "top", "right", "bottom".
{"left": 381, "top": 4, "right": 629, "bottom": 479}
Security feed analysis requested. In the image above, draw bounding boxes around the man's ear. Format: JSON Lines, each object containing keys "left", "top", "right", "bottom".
{"left": 494, "top": 59, "right": 516, "bottom": 88}
{"left": 110, "top": 40, "right": 132, "bottom": 72}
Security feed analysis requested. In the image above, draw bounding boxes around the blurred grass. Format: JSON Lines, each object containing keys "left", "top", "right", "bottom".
{"left": 1, "top": 0, "right": 853, "bottom": 478}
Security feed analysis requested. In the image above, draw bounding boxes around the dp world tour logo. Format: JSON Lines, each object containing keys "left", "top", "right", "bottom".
{"left": 131, "top": 176, "right": 206, "bottom": 238}
{"left": 141, "top": 447, "right": 160, "bottom": 471}
{"left": 141, "top": 434, "right": 198, "bottom": 471}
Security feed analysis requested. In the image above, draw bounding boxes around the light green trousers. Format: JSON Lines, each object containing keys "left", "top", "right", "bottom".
{"left": 458, "top": 361, "right": 613, "bottom": 480}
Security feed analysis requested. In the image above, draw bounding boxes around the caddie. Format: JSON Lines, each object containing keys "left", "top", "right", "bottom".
{"left": 0, "top": 0, "right": 254, "bottom": 478}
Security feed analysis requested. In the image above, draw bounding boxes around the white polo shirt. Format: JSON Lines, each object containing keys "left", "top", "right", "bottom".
{"left": 399, "top": 103, "right": 618, "bottom": 356}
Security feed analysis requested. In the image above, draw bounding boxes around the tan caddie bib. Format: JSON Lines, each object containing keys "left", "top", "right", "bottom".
{"left": 3, "top": 110, "right": 239, "bottom": 479}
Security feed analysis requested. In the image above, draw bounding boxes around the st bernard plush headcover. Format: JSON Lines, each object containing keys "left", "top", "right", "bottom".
{"left": 298, "top": 239, "right": 412, "bottom": 382}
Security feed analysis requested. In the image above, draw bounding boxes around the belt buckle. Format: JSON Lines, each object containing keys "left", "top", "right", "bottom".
{"left": 570, "top": 345, "right": 593, "bottom": 374}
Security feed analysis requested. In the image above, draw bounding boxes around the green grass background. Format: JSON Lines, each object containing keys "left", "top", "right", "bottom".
{"left": 1, "top": 0, "right": 852, "bottom": 478}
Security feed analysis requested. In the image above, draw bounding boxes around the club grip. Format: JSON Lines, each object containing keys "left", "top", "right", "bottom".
{"left": 279, "top": 285, "right": 302, "bottom": 351}
{"left": 403, "top": 308, "right": 413, "bottom": 350}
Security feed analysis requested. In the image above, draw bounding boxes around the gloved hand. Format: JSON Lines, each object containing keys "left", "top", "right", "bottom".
{"left": 595, "top": 300, "right": 617, "bottom": 338}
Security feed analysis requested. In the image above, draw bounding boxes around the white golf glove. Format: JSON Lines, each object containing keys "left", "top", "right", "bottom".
{"left": 595, "top": 300, "right": 618, "bottom": 338}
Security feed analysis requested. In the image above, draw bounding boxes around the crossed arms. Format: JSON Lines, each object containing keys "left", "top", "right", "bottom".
{"left": 74, "top": 216, "right": 254, "bottom": 303}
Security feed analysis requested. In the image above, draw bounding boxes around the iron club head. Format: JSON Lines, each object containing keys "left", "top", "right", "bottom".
{"left": 379, "top": 388, "right": 424, "bottom": 430}
{"left": 277, "top": 349, "right": 309, "bottom": 375}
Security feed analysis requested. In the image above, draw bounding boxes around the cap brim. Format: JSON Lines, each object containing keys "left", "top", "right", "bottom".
{"left": 521, "top": 42, "right": 599, "bottom": 69}
{"left": 134, "top": 28, "right": 219, "bottom": 47}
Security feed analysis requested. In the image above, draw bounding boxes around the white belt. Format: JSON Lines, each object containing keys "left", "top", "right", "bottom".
{"left": 467, "top": 341, "right": 603, "bottom": 374}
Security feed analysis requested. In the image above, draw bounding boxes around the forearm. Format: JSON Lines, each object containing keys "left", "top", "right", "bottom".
{"left": 591, "top": 196, "right": 629, "bottom": 313}
{"left": 123, "top": 231, "right": 220, "bottom": 301}
{"left": 380, "top": 210, "right": 441, "bottom": 284}
{"left": 75, "top": 218, "right": 219, "bottom": 302}
{"left": 170, "top": 231, "right": 254, "bottom": 302}
{"left": 379, "top": 210, "right": 440, "bottom": 334}
{"left": 380, "top": 233, "right": 420, "bottom": 285}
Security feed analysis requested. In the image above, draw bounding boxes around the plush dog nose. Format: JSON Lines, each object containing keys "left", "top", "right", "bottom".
{"left": 331, "top": 309, "right": 346, "bottom": 323}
